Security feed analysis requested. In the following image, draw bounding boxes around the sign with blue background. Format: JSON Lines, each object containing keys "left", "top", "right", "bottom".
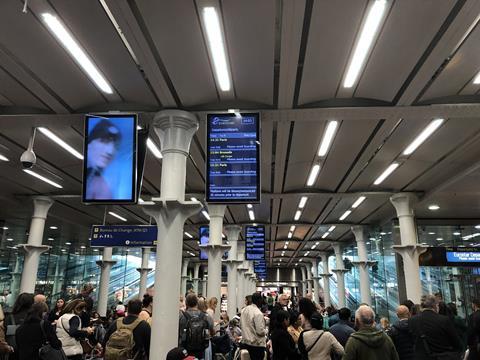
{"left": 246, "top": 225, "right": 265, "bottom": 260}
{"left": 90, "top": 225, "right": 157, "bottom": 247}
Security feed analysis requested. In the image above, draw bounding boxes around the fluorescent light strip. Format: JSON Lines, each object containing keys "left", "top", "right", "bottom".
{"left": 248, "top": 210, "right": 255, "bottom": 221}
{"left": 343, "top": 0, "right": 388, "bottom": 88}
{"left": 247, "top": 204, "right": 253, "bottom": 209}
{"left": 202, "top": 7, "right": 231, "bottom": 91}
{"left": 403, "top": 119, "right": 444, "bottom": 155}
{"left": 287, "top": 232, "right": 293, "bottom": 239}
{"left": 298, "top": 196, "right": 308, "bottom": 209}
{"left": 0, "top": 154, "right": 9, "bottom": 161}
{"left": 184, "top": 232, "right": 193, "bottom": 239}
{"left": 294, "top": 210, "right": 302, "bottom": 221}
{"left": 37, "top": 127, "right": 83, "bottom": 159}
{"left": 374, "top": 163, "right": 399, "bottom": 185}
{"left": 41, "top": 13, "right": 113, "bottom": 94}
{"left": 339, "top": 210, "right": 352, "bottom": 221}
{"left": 318, "top": 121, "right": 338, "bottom": 156}
{"left": 352, "top": 196, "right": 366, "bottom": 208}
{"left": 474, "top": 71, "right": 480, "bottom": 84}
{"left": 328, "top": 226, "right": 336, "bottom": 232}
{"left": 23, "top": 169, "right": 63, "bottom": 188}
{"left": 202, "top": 210, "right": 210, "bottom": 221}
{"left": 146, "top": 138, "right": 162, "bottom": 159}
{"left": 108, "top": 211, "right": 127, "bottom": 222}
{"left": 307, "top": 164, "right": 320, "bottom": 186}
{"left": 322, "top": 232, "right": 330, "bottom": 239}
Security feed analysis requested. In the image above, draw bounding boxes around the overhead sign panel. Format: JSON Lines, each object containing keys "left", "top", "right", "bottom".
{"left": 83, "top": 114, "right": 138, "bottom": 204}
{"left": 206, "top": 113, "right": 260, "bottom": 203}
{"left": 254, "top": 260, "right": 267, "bottom": 279}
{"left": 246, "top": 225, "right": 265, "bottom": 260}
{"left": 420, "top": 246, "right": 480, "bottom": 267}
{"left": 90, "top": 225, "right": 157, "bottom": 247}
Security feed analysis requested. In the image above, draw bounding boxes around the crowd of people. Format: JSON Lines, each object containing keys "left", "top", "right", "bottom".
{"left": 0, "top": 285, "right": 479, "bottom": 360}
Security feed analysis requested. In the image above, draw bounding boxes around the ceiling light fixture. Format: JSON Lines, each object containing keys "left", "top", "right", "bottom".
{"left": 24, "top": 169, "right": 63, "bottom": 189}
{"left": 328, "top": 226, "right": 336, "bottom": 232}
{"left": 0, "top": 154, "right": 9, "bottom": 161}
{"left": 41, "top": 13, "right": 113, "bottom": 94}
{"left": 343, "top": 0, "right": 388, "bottom": 88}
{"left": 184, "top": 232, "right": 193, "bottom": 239}
{"left": 65, "top": 242, "right": 71, "bottom": 245}
{"left": 146, "top": 138, "right": 162, "bottom": 159}
{"left": 453, "top": 232, "right": 461, "bottom": 236}
{"left": 339, "top": 210, "right": 352, "bottom": 221}
{"left": 318, "top": 121, "right": 339, "bottom": 156}
{"left": 298, "top": 196, "right": 308, "bottom": 209}
{"left": 294, "top": 210, "right": 302, "bottom": 221}
{"left": 37, "top": 127, "right": 83, "bottom": 159}
{"left": 108, "top": 211, "right": 127, "bottom": 222}
{"left": 428, "top": 204, "right": 440, "bottom": 211}
{"left": 290, "top": 225, "right": 296, "bottom": 232}
{"left": 6, "top": 238, "right": 13, "bottom": 241}
{"left": 373, "top": 163, "right": 399, "bottom": 185}
{"left": 248, "top": 210, "right": 255, "bottom": 221}
{"left": 247, "top": 204, "right": 253, "bottom": 209}
{"left": 2, "top": 227, "right": 8, "bottom": 230}
{"left": 474, "top": 71, "right": 480, "bottom": 84}
{"left": 201, "top": 7, "right": 231, "bottom": 91}
{"left": 48, "top": 237, "right": 54, "bottom": 241}
{"left": 322, "top": 232, "right": 330, "bottom": 239}
{"left": 306, "top": 164, "right": 321, "bottom": 186}
{"left": 352, "top": 196, "right": 366, "bottom": 208}
{"left": 287, "top": 232, "right": 293, "bottom": 239}
{"left": 50, "top": 226, "right": 58, "bottom": 230}
{"left": 403, "top": 119, "right": 444, "bottom": 156}
{"left": 202, "top": 210, "right": 210, "bottom": 221}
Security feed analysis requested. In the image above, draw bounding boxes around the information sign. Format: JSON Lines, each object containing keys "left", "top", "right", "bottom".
{"left": 254, "top": 260, "right": 267, "bottom": 279}
{"left": 246, "top": 225, "right": 265, "bottom": 260}
{"left": 206, "top": 113, "right": 260, "bottom": 203}
{"left": 90, "top": 225, "right": 157, "bottom": 247}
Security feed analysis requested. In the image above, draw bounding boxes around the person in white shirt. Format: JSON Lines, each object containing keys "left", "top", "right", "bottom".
{"left": 240, "top": 292, "right": 266, "bottom": 360}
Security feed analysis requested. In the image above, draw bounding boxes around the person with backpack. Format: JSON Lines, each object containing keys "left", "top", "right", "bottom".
{"left": 15, "top": 302, "right": 63, "bottom": 360}
{"left": 179, "top": 293, "right": 214, "bottom": 359}
{"left": 4, "top": 292, "right": 35, "bottom": 359}
{"left": 298, "top": 312, "right": 344, "bottom": 360}
{"left": 103, "top": 299, "right": 151, "bottom": 360}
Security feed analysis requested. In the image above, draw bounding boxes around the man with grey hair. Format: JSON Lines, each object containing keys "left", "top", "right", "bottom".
{"left": 269, "top": 293, "right": 289, "bottom": 333}
{"left": 343, "top": 305, "right": 399, "bottom": 360}
{"left": 409, "top": 294, "right": 461, "bottom": 360}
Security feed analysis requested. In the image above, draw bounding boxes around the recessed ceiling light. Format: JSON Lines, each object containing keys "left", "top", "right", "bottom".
{"left": 50, "top": 226, "right": 58, "bottom": 230}
{"left": 373, "top": 163, "right": 399, "bottom": 185}
{"left": 61, "top": 249, "right": 66, "bottom": 252}
{"left": 108, "top": 211, "right": 127, "bottom": 222}
{"left": 352, "top": 196, "right": 366, "bottom": 208}
{"left": 294, "top": 210, "right": 302, "bottom": 221}
{"left": 6, "top": 238, "right": 13, "bottom": 241}
{"left": 474, "top": 71, "right": 480, "bottom": 84}
{"left": 475, "top": 225, "right": 480, "bottom": 229}
{"left": 37, "top": 127, "right": 84, "bottom": 160}
{"left": 343, "top": 0, "right": 389, "bottom": 88}
{"left": 322, "top": 232, "right": 330, "bottom": 239}
{"left": 41, "top": 13, "right": 113, "bottom": 94}
{"left": 453, "top": 232, "right": 461, "bottom": 236}
{"left": 428, "top": 204, "right": 440, "bottom": 211}
{"left": 290, "top": 225, "right": 296, "bottom": 232}
{"left": 298, "top": 197, "right": 308, "bottom": 209}
{"left": 248, "top": 210, "right": 255, "bottom": 221}
{"left": 80, "top": 245, "right": 86, "bottom": 249}
{"left": 287, "top": 232, "right": 293, "bottom": 239}
{"left": 201, "top": 7, "right": 231, "bottom": 91}
{"left": 306, "top": 164, "right": 321, "bottom": 186}
{"left": 380, "top": 232, "right": 387, "bottom": 235}
{"left": 184, "top": 232, "right": 193, "bottom": 239}
{"left": 0, "top": 154, "right": 9, "bottom": 162}
{"left": 436, "top": 238, "right": 443, "bottom": 241}
{"left": 428, "top": 232, "right": 435, "bottom": 235}
{"left": 93, "top": 248, "right": 99, "bottom": 251}
{"left": 2, "top": 227, "right": 8, "bottom": 230}
{"left": 318, "top": 121, "right": 339, "bottom": 156}
{"left": 202, "top": 210, "right": 210, "bottom": 221}
{"left": 24, "top": 169, "right": 63, "bottom": 189}
{"left": 311, "top": 244, "right": 316, "bottom": 249}
{"left": 339, "top": 210, "right": 352, "bottom": 221}
{"left": 403, "top": 119, "right": 444, "bottom": 156}
{"left": 247, "top": 204, "right": 253, "bottom": 209}
{"left": 65, "top": 242, "right": 71, "bottom": 245}
{"left": 146, "top": 138, "right": 162, "bottom": 159}
{"left": 47, "top": 237, "right": 54, "bottom": 241}
{"left": 328, "top": 226, "right": 336, "bottom": 232}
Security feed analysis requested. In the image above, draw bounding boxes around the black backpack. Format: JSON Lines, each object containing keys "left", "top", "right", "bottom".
{"left": 182, "top": 311, "right": 209, "bottom": 353}
{"left": 298, "top": 330, "right": 324, "bottom": 360}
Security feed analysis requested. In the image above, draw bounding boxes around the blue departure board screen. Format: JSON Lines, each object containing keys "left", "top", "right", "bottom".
{"left": 246, "top": 225, "right": 265, "bottom": 260}
{"left": 254, "top": 260, "right": 267, "bottom": 279}
{"left": 446, "top": 251, "right": 480, "bottom": 263}
{"left": 199, "top": 226, "right": 209, "bottom": 260}
{"left": 206, "top": 113, "right": 260, "bottom": 203}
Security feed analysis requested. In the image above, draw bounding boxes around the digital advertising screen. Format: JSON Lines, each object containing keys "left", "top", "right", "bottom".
{"left": 206, "top": 113, "right": 260, "bottom": 203}
{"left": 83, "top": 114, "right": 137, "bottom": 204}
{"left": 246, "top": 225, "right": 265, "bottom": 260}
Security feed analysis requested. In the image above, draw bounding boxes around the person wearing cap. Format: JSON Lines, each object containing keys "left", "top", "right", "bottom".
{"left": 85, "top": 119, "right": 121, "bottom": 200}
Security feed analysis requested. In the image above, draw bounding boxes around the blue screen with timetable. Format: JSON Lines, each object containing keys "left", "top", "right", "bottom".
{"left": 206, "top": 113, "right": 260, "bottom": 203}
{"left": 446, "top": 251, "right": 480, "bottom": 263}
{"left": 246, "top": 225, "right": 265, "bottom": 260}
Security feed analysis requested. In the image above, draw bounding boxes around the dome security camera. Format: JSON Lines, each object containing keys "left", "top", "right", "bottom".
{"left": 20, "top": 149, "right": 36, "bottom": 169}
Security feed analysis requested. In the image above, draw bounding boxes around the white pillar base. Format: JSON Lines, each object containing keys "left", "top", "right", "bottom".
{"left": 225, "top": 259, "right": 242, "bottom": 318}
{"left": 393, "top": 244, "right": 428, "bottom": 303}
{"left": 332, "top": 269, "right": 349, "bottom": 308}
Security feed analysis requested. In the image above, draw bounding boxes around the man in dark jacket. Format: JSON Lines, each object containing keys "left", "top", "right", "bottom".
{"left": 343, "top": 305, "right": 399, "bottom": 360}
{"left": 329, "top": 307, "right": 354, "bottom": 347}
{"left": 388, "top": 305, "right": 414, "bottom": 360}
{"left": 467, "top": 298, "right": 480, "bottom": 360}
{"left": 103, "top": 299, "right": 151, "bottom": 359}
{"left": 269, "top": 294, "right": 288, "bottom": 333}
{"left": 409, "top": 295, "right": 461, "bottom": 360}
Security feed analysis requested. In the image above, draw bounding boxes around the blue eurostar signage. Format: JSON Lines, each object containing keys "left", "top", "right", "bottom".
{"left": 90, "top": 225, "right": 157, "bottom": 247}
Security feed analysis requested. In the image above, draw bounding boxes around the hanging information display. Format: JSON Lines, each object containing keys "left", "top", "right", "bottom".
{"left": 420, "top": 246, "right": 480, "bottom": 267}
{"left": 199, "top": 226, "right": 229, "bottom": 260}
{"left": 246, "top": 225, "right": 265, "bottom": 260}
{"left": 254, "top": 260, "right": 267, "bottom": 279}
{"left": 90, "top": 225, "right": 156, "bottom": 247}
{"left": 206, "top": 113, "right": 260, "bottom": 203}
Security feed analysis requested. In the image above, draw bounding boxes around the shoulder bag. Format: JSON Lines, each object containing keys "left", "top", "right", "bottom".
{"left": 38, "top": 320, "right": 67, "bottom": 360}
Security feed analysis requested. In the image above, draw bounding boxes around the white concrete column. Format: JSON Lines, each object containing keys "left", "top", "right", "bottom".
{"left": 137, "top": 248, "right": 152, "bottom": 298}
{"left": 318, "top": 252, "right": 332, "bottom": 307}
{"left": 9, "top": 256, "right": 22, "bottom": 306}
{"left": 181, "top": 258, "right": 190, "bottom": 296}
{"left": 19, "top": 196, "right": 53, "bottom": 293}
{"left": 390, "top": 193, "right": 427, "bottom": 303}
{"left": 204, "top": 205, "right": 229, "bottom": 321}
{"left": 276, "top": 267, "right": 281, "bottom": 286}
{"left": 97, "top": 247, "right": 117, "bottom": 317}
{"left": 142, "top": 110, "right": 202, "bottom": 359}
{"left": 52, "top": 256, "right": 64, "bottom": 297}
{"left": 306, "top": 265, "right": 313, "bottom": 295}
{"left": 311, "top": 260, "right": 320, "bottom": 305}
{"left": 192, "top": 263, "right": 201, "bottom": 294}
{"left": 300, "top": 265, "right": 307, "bottom": 296}
{"left": 351, "top": 226, "right": 376, "bottom": 306}
{"left": 201, "top": 276, "right": 208, "bottom": 297}
{"left": 331, "top": 243, "right": 348, "bottom": 308}
{"left": 224, "top": 225, "right": 242, "bottom": 319}
{"left": 244, "top": 261, "right": 253, "bottom": 296}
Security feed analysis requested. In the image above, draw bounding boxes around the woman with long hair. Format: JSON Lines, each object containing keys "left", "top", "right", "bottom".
{"left": 15, "top": 302, "right": 62, "bottom": 360}
{"left": 298, "top": 297, "right": 318, "bottom": 331}
{"left": 206, "top": 297, "right": 218, "bottom": 319}
{"left": 287, "top": 310, "right": 303, "bottom": 344}
{"left": 48, "top": 298, "right": 65, "bottom": 322}
{"left": 56, "top": 299, "right": 94, "bottom": 360}
{"left": 4, "top": 292, "right": 35, "bottom": 360}
{"left": 271, "top": 309, "right": 300, "bottom": 360}
{"left": 139, "top": 294, "right": 153, "bottom": 323}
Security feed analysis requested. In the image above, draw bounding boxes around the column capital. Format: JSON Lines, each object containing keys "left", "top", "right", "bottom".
{"left": 224, "top": 225, "right": 242, "bottom": 240}
{"left": 351, "top": 260, "right": 377, "bottom": 268}
{"left": 390, "top": 193, "right": 418, "bottom": 217}
{"left": 206, "top": 204, "right": 227, "bottom": 218}
{"left": 351, "top": 225, "right": 366, "bottom": 242}
{"left": 32, "top": 196, "right": 54, "bottom": 219}
{"left": 330, "top": 242, "right": 343, "bottom": 255}
{"left": 318, "top": 251, "right": 332, "bottom": 260}
{"left": 137, "top": 267, "right": 153, "bottom": 273}
{"left": 392, "top": 244, "right": 428, "bottom": 258}
{"left": 331, "top": 269, "right": 349, "bottom": 275}
{"left": 153, "top": 109, "right": 199, "bottom": 155}
{"left": 96, "top": 259, "right": 117, "bottom": 267}
{"left": 19, "top": 244, "right": 50, "bottom": 255}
